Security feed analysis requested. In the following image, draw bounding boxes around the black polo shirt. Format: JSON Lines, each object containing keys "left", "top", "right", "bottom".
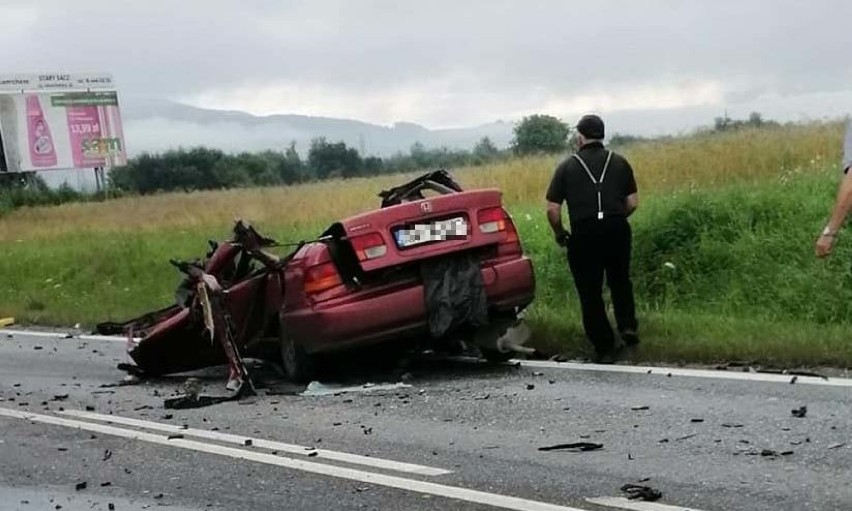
{"left": 546, "top": 142, "right": 637, "bottom": 226}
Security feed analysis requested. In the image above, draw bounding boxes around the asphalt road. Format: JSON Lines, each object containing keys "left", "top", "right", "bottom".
{"left": 1, "top": 330, "right": 851, "bottom": 511}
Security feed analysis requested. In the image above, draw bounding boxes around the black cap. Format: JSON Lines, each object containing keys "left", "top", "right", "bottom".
{"left": 576, "top": 114, "right": 605, "bottom": 139}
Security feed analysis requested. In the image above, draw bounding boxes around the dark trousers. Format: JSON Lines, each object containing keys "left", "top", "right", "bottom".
{"left": 567, "top": 216, "right": 638, "bottom": 355}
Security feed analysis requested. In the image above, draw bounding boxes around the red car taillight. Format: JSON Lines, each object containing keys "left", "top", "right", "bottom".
{"left": 479, "top": 206, "right": 521, "bottom": 256}
{"left": 350, "top": 232, "right": 387, "bottom": 261}
{"left": 478, "top": 207, "right": 507, "bottom": 234}
{"left": 304, "top": 261, "right": 343, "bottom": 294}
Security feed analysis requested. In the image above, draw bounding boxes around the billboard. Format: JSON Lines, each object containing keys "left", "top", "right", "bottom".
{"left": 0, "top": 73, "right": 126, "bottom": 173}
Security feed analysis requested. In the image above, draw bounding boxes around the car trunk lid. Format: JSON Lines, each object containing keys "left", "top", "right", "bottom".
{"left": 331, "top": 189, "right": 513, "bottom": 274}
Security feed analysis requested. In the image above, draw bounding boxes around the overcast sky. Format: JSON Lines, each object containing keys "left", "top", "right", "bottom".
{"left": 2, "top": 0, "right": 852, "bottom": 132}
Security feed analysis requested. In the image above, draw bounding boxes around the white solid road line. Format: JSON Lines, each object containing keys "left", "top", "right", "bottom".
{"left": 1, "top": 407, "right": 589, "bottom": 511}
{"left": 586, "top": 496, "right": 705, "bottom": 511}
{"left": 1, "top": 329, "right": 132, "bottom": 343}
{"left": 9, "top": 328, "right": 850, "bottom": 388}
{"left": 515, "top": 360, "right": 852, "bottom": 388}
{"left": 59, "top": 409, "right": 451, "bottom": 477}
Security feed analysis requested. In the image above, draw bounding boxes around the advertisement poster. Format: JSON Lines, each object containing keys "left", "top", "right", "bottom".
{"left": 0, "top": 90, "right": 127, "bottom": 172}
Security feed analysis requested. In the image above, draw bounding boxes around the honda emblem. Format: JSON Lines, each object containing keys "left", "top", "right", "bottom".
{"left": 420, "top": 201, "right": 432, "bottom": 214}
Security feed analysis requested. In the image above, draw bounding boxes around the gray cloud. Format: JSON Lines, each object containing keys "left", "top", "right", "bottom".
{"left": 1, "top": 0, "right": 851, "bottom": 128}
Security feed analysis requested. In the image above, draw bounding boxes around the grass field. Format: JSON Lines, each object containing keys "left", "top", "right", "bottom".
{"left": 2, "top": 120, "right": 851, "bottom": 367}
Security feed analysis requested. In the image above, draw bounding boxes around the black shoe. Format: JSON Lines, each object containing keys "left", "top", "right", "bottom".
{"left": 621, "top": 330, "right": 640, "bottom": 346}
{"left": 592, "top": 348, "right": 619, "bottom": 364}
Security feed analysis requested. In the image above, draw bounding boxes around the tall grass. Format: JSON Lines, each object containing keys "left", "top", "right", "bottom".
{"left": 1, "top": 121, "right": 848, "bottom": 367}
{"left": 1, "top": 122, "right": 840, "bottom": 242}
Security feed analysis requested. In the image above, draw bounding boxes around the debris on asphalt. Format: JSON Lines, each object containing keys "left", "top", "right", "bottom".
{"left": 790, "top": 376, "right": 798, "bottom": 384}
{"left": 164, "top": 394, "right": 238, "bottom": 409}
{"left": 676, "top": 433, "right": 697, "bottom": 441}
{"left": 473, "top": 394, "right": 490, "bottom": 400}
{"left": 722, "top": 423, "right": 744, "bottom": 428}
{"left": 631, "top": 405, "right": 649, "bottom": 411}
{"left": 167, "top": 434, "right": 184, "bottom": 440}
{"left": 526, "top": 384, "right": 535, "bottom": 390}
{"left": 100, "top": 482, "right": 112, "bottom": 487}
{"left": 244, "top": 439, "right": 253, "bottom": 446}
{"left": 691, "top": 418, "right": 704, "bottom": 423}
{"left": 300, "top": 381, "right": 411, "bottom": 397}
{"left": 828, "top": 443, "right": 846, "bottom": 450}
{"left": 51, "top": 394, "right": 69, "bottom": 401}
{"left": 538, "top": 442, "right": 603, "bottom": 452}
{"left": 84, "top": 405, "right": 95, "bottom": 411}
{"left": 621, "top": 483, "right": 662, "bottom": 501}
{"left": 791, "top": 406, "right": 807, "bottom": 418}
{"left": 532, "top": 371, "right": 544, "bottom": 377}
{"left": 74, "top": 482, "right": 87, "bottom": 491}
{"left": 103, "top": 449, "right": 112, "bottom": 461}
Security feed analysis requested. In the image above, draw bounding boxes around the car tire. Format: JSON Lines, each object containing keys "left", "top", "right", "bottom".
{"left": 279, "top": 321, "right": 315, "bottom": 383}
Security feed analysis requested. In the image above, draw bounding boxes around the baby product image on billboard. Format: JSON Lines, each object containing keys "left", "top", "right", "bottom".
{"left": 0, "top": 77, "right": 127, "bottom": 173}
{"left": 26, "top": 95, "right": 58, "bottom": 168}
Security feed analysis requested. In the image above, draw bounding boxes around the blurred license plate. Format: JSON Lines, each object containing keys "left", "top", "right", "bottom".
{"left": 395, "top": 217, "right": 468, "bottom": 248}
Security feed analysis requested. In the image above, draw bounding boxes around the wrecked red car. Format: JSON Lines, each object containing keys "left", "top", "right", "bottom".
{"left": 98, "top": 170, "right": 536, "bottom": 386}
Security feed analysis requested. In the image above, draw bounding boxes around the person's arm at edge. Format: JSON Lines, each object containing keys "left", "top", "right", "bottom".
{"left": 545, "top": 164, "right": 569, "bottom": 245}
{"left": 624, "top": 156, "right": 639, "bottom": 217}
{"left": 546, "top": 201, "right": 568, "bottom": 244}
{"left": 816, "top": 166, "right": 852, "bottom": 257}
{"left": 625, "top": 192, "right": 638, "bottom": 217}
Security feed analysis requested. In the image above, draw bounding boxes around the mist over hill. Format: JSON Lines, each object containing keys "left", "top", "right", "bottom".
{"left": 120, "top": 96, "right": 516, "bottom": 158}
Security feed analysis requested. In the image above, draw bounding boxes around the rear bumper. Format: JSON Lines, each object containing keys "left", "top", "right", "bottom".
{"left": 284, "top": 256, "right": 535, "bottom": 354}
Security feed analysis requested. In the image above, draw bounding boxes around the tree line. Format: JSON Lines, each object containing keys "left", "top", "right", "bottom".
{"left": 109, "top": 135, "right": 510, "bottom": 194}
{"left": 1, "top": 112, "right": 777, "bottom": 211}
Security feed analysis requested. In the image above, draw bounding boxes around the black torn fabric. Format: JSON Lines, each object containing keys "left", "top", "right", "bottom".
{"left": 420, "top": 253, "right": 488, "bottom": 339}
{"left": 538, "top": 442, "right": 603, "bottom": 452}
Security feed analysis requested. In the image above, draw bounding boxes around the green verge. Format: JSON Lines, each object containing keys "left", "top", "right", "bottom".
{"left": 2, "top": 167, "right": 852, "bottom": 367}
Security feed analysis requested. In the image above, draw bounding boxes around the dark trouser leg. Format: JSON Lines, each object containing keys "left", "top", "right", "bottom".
{"left": 568, "top": 236, "right": 615, "bottom": 354}
{"left": 604, "top": 220, "right": 638, "bottom": 336}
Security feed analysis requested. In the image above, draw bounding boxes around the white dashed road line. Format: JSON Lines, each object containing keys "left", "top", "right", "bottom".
{"left": 59, "top": 409, "right": 451, "bottom": 476}
{"left": 1, "top": 407, "right": 589, "bottom": 511}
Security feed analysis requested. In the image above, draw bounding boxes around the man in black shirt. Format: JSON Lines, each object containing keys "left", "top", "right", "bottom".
{"left": 545, "top": 114, "right": 639, "bottom": 363}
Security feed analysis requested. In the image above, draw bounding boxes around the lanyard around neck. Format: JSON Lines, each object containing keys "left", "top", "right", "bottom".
{"left": 572, "top": 150, "right": 613, "bottom": 220}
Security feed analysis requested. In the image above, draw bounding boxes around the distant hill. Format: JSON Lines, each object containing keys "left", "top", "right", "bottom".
{"left": 119, "top": 97, "right": 515, "bottom": 157}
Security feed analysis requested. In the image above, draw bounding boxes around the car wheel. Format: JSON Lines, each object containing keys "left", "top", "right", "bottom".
{"left": 279, "top": 321, "right": 315, "bottom": 383}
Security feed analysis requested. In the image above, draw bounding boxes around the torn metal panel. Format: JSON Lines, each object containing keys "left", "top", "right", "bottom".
{"left": 98, "top": 220, "right": 298, "bottom": 390}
